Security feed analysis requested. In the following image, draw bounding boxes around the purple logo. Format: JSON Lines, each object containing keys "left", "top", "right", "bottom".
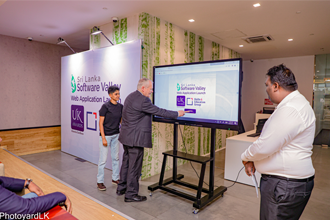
{"left": 71, "top": 105, "right": 84, "bottom": 132}
{"left": 177, "top": 96, "right": 185, "bottom": 106}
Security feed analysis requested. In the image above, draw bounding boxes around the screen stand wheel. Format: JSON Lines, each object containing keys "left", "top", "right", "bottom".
{"left": 147, "top": 124, "right": 227, "bottom": 212}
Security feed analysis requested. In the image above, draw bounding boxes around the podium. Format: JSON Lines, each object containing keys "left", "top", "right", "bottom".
{"left": 148, "top": 124, "right": 227, "bottom": 213}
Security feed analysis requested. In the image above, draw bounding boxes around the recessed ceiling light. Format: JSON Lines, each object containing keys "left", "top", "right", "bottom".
{"left": 288, "top": 39, "right": 293, "bottom": 41}
{"left": 189, "top": 19, "right": 195, "bottom": 22}
{"left": 317, "top": 70, "right": 320, "bottom": 72}
{"left": 253, "top": 3, "right": 261, "bottom": 7}
{"left": 239, "top": 45, "right": 244, "bottom": 47}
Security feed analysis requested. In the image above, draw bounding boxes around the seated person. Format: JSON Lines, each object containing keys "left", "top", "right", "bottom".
{"left": 0, "top": 176, "right": 72, "bottom": 217}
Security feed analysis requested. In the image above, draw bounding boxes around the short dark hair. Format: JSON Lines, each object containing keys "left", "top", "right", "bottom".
{"left": 266, "top": 64, "right": 298, "bottom": 91}
{"left": 108, "top": 86, "right": 120, "bottom": 94}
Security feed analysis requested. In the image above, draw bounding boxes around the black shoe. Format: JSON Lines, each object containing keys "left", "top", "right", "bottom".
{"left": 116, "top": 189, "right": 126, "bottom": 196}
{"left": 124, "top": 195, "right": 147, "bottom": 202}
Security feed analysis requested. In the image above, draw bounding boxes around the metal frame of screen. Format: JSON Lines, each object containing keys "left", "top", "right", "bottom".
{"left": 152, "top": 58, "right": 243, "bottom": 131}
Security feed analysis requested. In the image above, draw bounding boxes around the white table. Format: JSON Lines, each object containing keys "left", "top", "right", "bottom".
{"left": 225, "top": 130, "right": 261, "bottom": 187}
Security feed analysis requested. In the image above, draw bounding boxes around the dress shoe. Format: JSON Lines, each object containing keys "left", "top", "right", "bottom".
{"left": 116, "top": 189, "right": 126, "bottom": 196}
{"left": 97, "top": 183, "right": 106, "bottom": 191}
{"left": 124, "top": 195, "right": 147, "bottom": 202}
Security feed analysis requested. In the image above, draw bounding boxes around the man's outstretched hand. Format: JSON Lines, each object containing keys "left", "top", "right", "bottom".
{"left": 178, "top": 110, "right": 186, "bottom": 117}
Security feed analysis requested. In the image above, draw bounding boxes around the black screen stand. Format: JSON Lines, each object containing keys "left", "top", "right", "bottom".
{"left": 148, "top": 124, "right": 227, "bottom": 213}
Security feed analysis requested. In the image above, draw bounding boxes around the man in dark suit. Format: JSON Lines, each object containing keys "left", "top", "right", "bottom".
{"left": 117, "top": 78, "right": 185, "bottom": 202}
{"left": 0, "top": 176, "right": 72, "bottom": 217}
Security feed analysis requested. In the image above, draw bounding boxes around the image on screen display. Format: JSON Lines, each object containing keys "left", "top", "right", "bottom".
{"left": 153, "top": 58, "right": 243, "bottom": 130}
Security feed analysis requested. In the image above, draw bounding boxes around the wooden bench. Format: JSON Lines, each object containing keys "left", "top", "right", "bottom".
{"left": 0, "top": 149, "right": 128, "bottom": 220}
{"left": 0, "top": 161, "right": 4, "bottom": 176}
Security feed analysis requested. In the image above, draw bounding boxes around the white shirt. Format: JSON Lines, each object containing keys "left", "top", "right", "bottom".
{"left": 241, "top": 90, "right": 315, "bottom": 179}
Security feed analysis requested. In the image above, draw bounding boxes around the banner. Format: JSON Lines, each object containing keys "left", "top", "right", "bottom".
{"left": 61, "top": 40, "right": 142, "bottom": 170}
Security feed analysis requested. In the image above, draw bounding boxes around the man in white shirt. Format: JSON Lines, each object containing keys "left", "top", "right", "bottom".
{"left": 241, "top": 64, "right": 315, "bottom": 220}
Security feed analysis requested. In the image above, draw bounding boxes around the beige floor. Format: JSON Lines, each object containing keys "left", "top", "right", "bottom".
{"left": 20, "top": 145, "right": 330, "bottom": 220}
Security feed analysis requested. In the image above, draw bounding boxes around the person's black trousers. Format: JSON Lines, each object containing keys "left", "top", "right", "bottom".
{"left": 117, "top": 145, "right": 144, "bottom": 199}
{"left": 260, "top": 174, "right": 314, "bottom": 220}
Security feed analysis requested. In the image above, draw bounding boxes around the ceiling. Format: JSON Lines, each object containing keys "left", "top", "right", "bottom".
{"left": 1, "top": 0, "right": 330, "bottom": 60}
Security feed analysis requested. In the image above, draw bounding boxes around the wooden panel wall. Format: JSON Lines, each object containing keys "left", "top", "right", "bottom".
{"left": 0, "top": 126, "right": 61, "bottom": 156}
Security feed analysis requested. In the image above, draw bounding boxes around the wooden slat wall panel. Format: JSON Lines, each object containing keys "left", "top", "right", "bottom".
{"left": 0, "top": 149, "right": 127, "bottom": 220}
{"left": 0, "top": 127, "right": 61, "bottom": 155}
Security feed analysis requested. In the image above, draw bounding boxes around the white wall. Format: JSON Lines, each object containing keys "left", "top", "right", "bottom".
{"left": 0, "top": 34, "right": 80, "bottom": 130}
{"left": 242, "top": 55, "right": 314, "bottom": 131}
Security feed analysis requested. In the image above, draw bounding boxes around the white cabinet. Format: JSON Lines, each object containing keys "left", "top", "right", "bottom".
{"left": 224, "top": 130, "right": 261, "bottom": 187}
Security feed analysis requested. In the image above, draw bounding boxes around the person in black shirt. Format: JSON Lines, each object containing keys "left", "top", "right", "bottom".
{"left": 97, "top": 86, "right": 123, "bottom": 191}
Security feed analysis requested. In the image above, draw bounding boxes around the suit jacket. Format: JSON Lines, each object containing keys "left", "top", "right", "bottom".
{"left": 0, "top": 176, "right": 66, "bottom": 215}
{"left": 119, "top": 90, "right": 178, "bottom": 148}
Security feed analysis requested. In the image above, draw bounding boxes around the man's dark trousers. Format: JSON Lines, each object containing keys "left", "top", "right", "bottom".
{"left": 117, "top": 145, "right": 144, "bottom": 198}
{"left": 260, "top": 175, "right": 314, "bottom": 220}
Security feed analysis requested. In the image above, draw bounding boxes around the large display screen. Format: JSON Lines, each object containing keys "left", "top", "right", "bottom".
{"left": 153, "top": 58, "right": 243, "bottom": 130}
